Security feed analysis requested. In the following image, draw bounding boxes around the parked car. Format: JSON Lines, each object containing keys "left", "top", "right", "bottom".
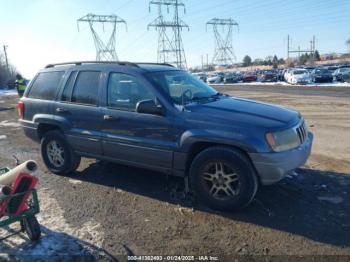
{"left": 207, "top": 73, "right": 223, "bottom": 84}
{"left": 277, "top": 69, "right": 286, "bottom": 81}
{"left": 326, "top": 66, "right": 338, "bottom": 74}
{"left": 283, "top": 68, "right": 294, "bottom": 82}
{"left": 19, "top": 61, "right": 313, "bottom": 211}
{"left": 192, "top": 72, "right": 207, "bottom": 83}
{"left": 311, "top": 68, "right": 333, "bottom": 83}
{"left": 260, "top": 70, "right": 278, "bottom": 82}
{"left": 286, "top": 69, "right": 312, "bottom": 85}
{"left": 343, "top": 72, "right": 350, "bottom": 83}
{"left": 224, "top": 73, "right": 240, "bottom": 83}
{"left": 333, "top": 67, "right": 350, "bottom": 82}
{"left": 242, "top": 72, "right": 257, "bottom": 82}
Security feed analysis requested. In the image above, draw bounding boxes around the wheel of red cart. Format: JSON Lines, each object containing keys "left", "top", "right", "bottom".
{"left": 22, "top": 215, "right": 41, "bottom": 241}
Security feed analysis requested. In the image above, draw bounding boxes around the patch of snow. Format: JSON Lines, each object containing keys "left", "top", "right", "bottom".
{"left": 0, "top": 90, "right": 17, "bottom": 96}
{"left": 68, "top": 178, "right": 82, "bottom": 185}
{"left": 0, "top": 135, "right": 7, "bottom": 140}
{"left": 0, "top": 120, "right": 20, "bottom": 128}
{"left": 0, "top": 187, "right": 108, "bottom": 258}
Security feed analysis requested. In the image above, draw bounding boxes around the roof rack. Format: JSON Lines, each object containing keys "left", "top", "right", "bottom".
{"left": 44, "top": 61, "right": 175, "bottom": 68}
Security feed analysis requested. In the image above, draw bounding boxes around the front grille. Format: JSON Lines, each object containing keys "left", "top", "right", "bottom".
{"left": 296, "top": 121, "right": 308, "bottom": 144}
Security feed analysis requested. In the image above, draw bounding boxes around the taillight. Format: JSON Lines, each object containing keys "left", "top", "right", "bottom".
{"left": 18, "top": 101, "right": 24, "bottom": 119}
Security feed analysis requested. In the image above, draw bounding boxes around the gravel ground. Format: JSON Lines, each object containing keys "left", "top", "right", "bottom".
{"left": 0, "top": 85, "right": 349, "bottom": 260}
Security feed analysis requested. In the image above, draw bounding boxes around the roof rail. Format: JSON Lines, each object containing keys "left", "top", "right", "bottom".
{"left": 134, "top": 62, "right": 175, "bottom": 68}
{"left": 44, "top": 61, "right": 175, "bottom": 69}
{"left": 44, "top": 61, "right": 138, "bottom": 68}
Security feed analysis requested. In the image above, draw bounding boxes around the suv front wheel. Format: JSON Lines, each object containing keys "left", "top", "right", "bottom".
{"left": 41, "top": 130, "right": 81, "bottom": 175}
{"left": 189, "top": 147, "right": 258, "bottom": 211}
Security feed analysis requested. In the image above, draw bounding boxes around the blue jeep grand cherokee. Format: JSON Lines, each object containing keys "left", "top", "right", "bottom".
{"left": 19, "top": 62, "right": 313, "bottom": 210}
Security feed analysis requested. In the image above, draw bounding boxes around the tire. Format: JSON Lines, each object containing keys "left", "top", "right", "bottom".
{"left": 22, "top": 215, "right": 41, "bottom": 241}
{"left": 189, "top": 146, "right": 258, "bottom": 211}
{"left": 41, "top": 130, "right": 81, "bottom": 175}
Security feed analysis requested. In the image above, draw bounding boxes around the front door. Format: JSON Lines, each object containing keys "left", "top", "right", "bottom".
{"left": 101, "top": 72, "right": 178, "bottom": 171}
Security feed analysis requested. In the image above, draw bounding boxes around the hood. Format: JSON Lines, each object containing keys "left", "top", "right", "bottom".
{"left": 186, "top": 97, "right": 299, "bottom": 129}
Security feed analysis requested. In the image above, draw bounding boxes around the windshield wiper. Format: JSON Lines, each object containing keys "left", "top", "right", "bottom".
{"left": 189, "top": 92, "right": 224, "bottom": 103}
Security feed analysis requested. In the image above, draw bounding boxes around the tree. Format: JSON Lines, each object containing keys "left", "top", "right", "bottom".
{"left": 314, "top": 50, "right": 321, "bottom": 61}
{"left": 242, "top": 55, "right": 252, "bottom": 67}
{"left": 278, "top": 58, "right": 285, "bottom": 65}
{"left": 0, "top": 54, "right": 17, "bottom": 88}
{"left": 347, "top": 39, "right": 350, "bottom": 52}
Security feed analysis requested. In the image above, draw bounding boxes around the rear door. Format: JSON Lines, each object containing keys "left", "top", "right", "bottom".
{"left": 55, "top": 70, "right": 103, "bottom": 155}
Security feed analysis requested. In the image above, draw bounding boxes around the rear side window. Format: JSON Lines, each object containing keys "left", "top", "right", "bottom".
{"left": 71, "top": 71, "right": 100, "bottom": 105}
{"left": 28, "top": 71, "right": 64, "bottom": 100}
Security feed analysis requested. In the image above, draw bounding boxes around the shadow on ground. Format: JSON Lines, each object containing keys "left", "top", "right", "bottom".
{"left": 64, "top": 162, "right": 350, "bottom": 247}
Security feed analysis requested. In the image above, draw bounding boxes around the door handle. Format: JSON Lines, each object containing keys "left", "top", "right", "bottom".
{"left": 56, "top": 108, "right": 69, "bottom": 113}
{"left": 103, "top": 115, "right": 119, "bottom": 121}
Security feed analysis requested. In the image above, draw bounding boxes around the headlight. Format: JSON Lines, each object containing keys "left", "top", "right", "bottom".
{"left": 266, "top": 127, "right": 301, "bottom": 152}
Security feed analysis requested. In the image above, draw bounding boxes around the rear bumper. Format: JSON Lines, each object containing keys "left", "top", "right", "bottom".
{"left": 19, "top": 120, "right": 40, "bottom": 143}
{"left": 249, "top": 132, "right": 313, "bottom": 185}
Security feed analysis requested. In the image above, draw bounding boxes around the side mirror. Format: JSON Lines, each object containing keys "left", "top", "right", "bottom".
{"left": 136, "top": 99, "right": 163, "bottom": 116}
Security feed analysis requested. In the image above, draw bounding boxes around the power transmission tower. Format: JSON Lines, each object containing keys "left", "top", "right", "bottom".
{"left": 206, "top": 18, "right": 239, "bottom": 66}
{"left": 77, "top": 13, "right": 127, "bottom": 61}
{"left": 148, "top": 0, "right": 189, "bottom": 69}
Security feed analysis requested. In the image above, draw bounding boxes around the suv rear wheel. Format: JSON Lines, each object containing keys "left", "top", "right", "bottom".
{"left": 41, "top": 130, "right": 81, "bottom": 175}
{"left": 189, "top": 146, "right": 258, "bottom": 211}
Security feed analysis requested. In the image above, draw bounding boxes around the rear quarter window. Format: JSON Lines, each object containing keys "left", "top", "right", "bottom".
{"left": 27, "top": 71, "right": 64, "bottom": 100}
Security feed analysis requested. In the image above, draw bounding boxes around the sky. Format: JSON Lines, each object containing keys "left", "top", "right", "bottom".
{"left": 0, "top": 0, "right": 349, "bottom": 78}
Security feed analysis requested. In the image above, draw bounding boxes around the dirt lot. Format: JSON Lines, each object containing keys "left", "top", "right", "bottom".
{"left": 0, "top": 85, "right": 350, "bottom": 260}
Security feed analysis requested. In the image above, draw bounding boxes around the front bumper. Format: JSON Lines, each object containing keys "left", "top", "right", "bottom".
{"left": 249, "top": 132, "right": 313, "bottom": 185}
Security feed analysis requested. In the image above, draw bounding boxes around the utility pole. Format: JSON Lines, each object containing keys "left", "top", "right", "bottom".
{"left": 287, "top": 35, "right": 316, "bottom": 63}
{"left": 77, "top": 14, "right": 127, "bottom": 61}
{"left": 3, "top": 45, "right": 9, "bottom": 71}
{"left": 206, "top": 53, "right": 209, "bottom": 70}
{"left": 206, "top": 18, "right": 239, "bottom": 66}
{"left": 148, "top": 0, "right": 189, "bottom": 69}
{"left": 201, "top": 55, "right": 204, "bottom": 71}
{"left": 287, "top": 35, "right": 290, "bottom": 60}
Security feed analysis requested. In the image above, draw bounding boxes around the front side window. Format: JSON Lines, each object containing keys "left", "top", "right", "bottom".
{"left": 107, "top": 73, "right": 154, "bottom": 111}
{"left": 28, "top": 71, "right": 64, "bottom": 100}
{"left": 71, "top": 71, "right": 100, "bottom": 105}
{"left": 146, "top": 70, "right": 217, "bottom": 105}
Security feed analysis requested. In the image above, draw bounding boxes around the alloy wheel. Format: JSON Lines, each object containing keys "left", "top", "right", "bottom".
{"left": 46, "top": 140, "right": 65, "bottom": 168}
{"left": 202, "top": 161, "right": 240, "bottom": 200}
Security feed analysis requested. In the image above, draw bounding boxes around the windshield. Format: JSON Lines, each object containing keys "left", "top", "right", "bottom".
{"left": 146, "top": 70, "right": 218, "bottom": 105}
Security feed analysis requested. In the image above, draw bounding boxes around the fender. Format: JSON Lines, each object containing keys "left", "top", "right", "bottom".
{"left": 179, "top": 129, "right": 260, "bottom": 153}
{"left": 33, "top": 114, "right": 72, "bottom": 132}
